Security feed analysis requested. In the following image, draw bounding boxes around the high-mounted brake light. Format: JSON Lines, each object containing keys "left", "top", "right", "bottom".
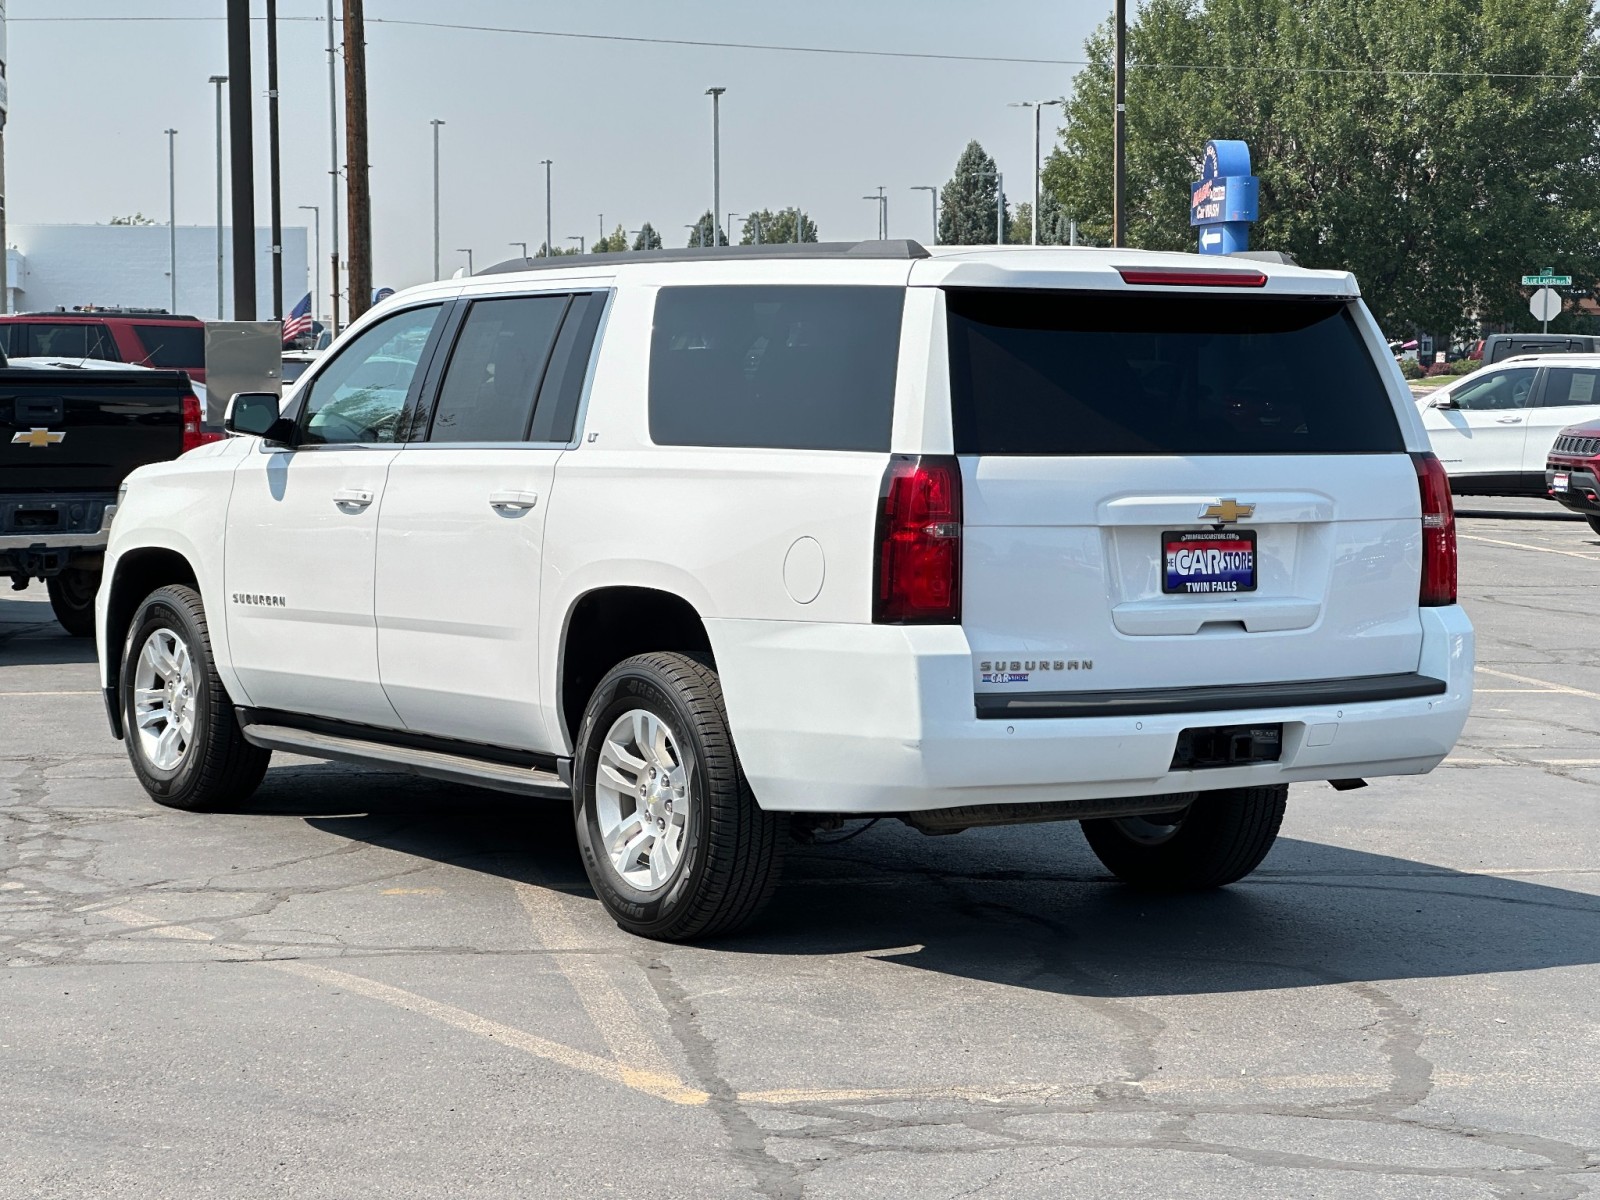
{"left": 1412, "top": 451, "right": 1457, "bottom": 606}
{"left": 873, "top": 455, "right": 962, "bottom": 624}
{"left": 1116, "top": 267, "right": 1268, "bottom": 288}
{"left": 181, "top": 385, "right": 221, "bottom": 454}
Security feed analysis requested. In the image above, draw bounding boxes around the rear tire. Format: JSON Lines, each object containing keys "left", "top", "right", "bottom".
{"left": 1585, "top": 515, "right": 1600, "bottom": 537}
{"left": 47, "top": 567, "right": 99, "bottom": 638}
{"left": 120, "top": 584, "right": 270, "bottom": 811}
{"left": 573, "top": 652, "right": 783, "bottom": 941}
{"left": 1081, "top": 784, "right": 1287, "bottom": 891}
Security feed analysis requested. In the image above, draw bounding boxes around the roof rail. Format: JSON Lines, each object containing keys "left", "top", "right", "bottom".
{"left": 478, "top": 238, "right": 930, "bottom": 276}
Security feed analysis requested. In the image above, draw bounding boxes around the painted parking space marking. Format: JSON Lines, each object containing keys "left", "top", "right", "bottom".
{"left": 1459, "top": 533, "right": 1600, "bottom": 561}
{"left": 1476, "top": 665, "right": 1600, "bottom": 702}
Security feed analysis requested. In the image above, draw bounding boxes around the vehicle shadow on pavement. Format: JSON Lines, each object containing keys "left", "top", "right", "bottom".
{"left": 0, "top": 594, "right": 96, "bottom": 666}
{"left": 248, "top": 765, "right": 1600, "bottom": 999}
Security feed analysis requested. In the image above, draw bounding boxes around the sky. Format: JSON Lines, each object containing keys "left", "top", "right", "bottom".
{"left": 6, "top": 1, "right": 1110, "bottom": 308}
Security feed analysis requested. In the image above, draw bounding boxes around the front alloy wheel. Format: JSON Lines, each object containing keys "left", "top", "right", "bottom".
{"left": 132, "top": 627, "right": 198, "bottom": 771}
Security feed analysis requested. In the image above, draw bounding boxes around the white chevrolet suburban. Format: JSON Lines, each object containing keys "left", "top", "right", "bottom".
{"left": 96, "top": 241, "right": 1474, "bottom": 940}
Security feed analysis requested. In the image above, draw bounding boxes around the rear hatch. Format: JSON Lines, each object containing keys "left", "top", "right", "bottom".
{"left": 944, "top": 284, "right": 1423, "bottom": 703}
{"left": 0, "top": 368, "right": 186, "bottom": 494}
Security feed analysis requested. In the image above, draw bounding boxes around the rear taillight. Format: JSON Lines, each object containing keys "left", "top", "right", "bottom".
{"left": 1412, "top": 451, "right": 1457, "bottom": 606}
{"left": 181, "top": 387, "right": 221, "bottom": 454}
{"left": 873, "top": 455, "right": 962, "bottom": 624}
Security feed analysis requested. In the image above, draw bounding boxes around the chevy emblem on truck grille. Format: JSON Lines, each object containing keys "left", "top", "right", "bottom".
{"left": 1200, "top": 498, "right": 1254, "bottom": 524}
{"left": 11, "top": 427, "right": 66, "bottom": 448}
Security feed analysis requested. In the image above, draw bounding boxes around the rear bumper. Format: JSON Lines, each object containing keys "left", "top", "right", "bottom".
{"left": 709, "top": 606, "right": 1474, "bottom": 814}
{"left": 0, "top": 501, "right": 117, "bottom": 573}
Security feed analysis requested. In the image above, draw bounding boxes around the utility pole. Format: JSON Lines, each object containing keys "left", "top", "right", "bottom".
{"left": 226, "top": 0, "right": 256, "bottom": 319}
{"left": 910, "top": 186, "right": 937, "bottom": 245}
{"left": 430, "top": 119, "right": 444, "bottom": 279}
{"left": 298, "top": 205, "right": 320, "bottom": 324}
{"left": 1113, "top": 0, "right": 1127, "bottom": 247}
{"left": 209, "top": 75, "right": 227, "bottom": 318}
{"left": 325, "top": 0, "right": 341, "bottom": 336}
{"left": 541, "top": 159, "right": 552, "bottom": 257}
{"left": 165, "top": 129, "right": 178, "bottom": 313}
{"left": 706, "top": 87, "right": 725, "bottom": 246}
{"left": 266, "top": 0, "right": 283, "bottom": 317}
{"left": 343, "top": 0, "right": 372, "bottom": 323}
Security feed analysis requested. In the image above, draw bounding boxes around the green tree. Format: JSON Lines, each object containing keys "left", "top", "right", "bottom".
{"left": 533, "top": 241, "right": 579, "bottom": 258}
{"left": 939, "top": 140, "right": 1010, "bottom": 246}
{"left": 739, "top": 209, "right": 818, "bottom": 244}
{"left": 592, "top": 224, "right": 631, "bottom": 254}
{"left": 1009, "top": 202, "right": 1032, "bottom": 245}
{"left": 1043, "top": 0, "right": 1600, "bottom": 335}
{"left": 632, "top": 223, "right": 663, "bottom": 251}
{"left": 686, "top": 211, "right": 727, "bottom": 248}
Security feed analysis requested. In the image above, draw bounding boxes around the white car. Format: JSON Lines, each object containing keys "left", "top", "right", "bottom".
{"left": 95, "top": 242, "right": 1473, "bottom": 940}
{"left": 1418, "top": 353, "right": 1600, "bottom": 494}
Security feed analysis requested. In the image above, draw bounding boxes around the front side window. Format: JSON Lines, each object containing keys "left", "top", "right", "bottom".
{"left": 1538, "top": 367, "right": 1600, "bottom": 408}
{"left": 299, "top": 306, "right": 441, "bottom": 445}
{"left": 429, "top": 296, "right": 567, "bottom": 442}
{"left": 649, "top": 285, "right": 904, "bottom": 451}
{"left": 1452, "top": 368, "right": 1536, "bottom": 412}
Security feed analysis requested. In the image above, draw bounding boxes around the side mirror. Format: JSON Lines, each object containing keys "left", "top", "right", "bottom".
{"left": 224, "top": 391, "right": 292, "bottom": 442}
{"left": 1431, "top": 395, "right": 1455, "bottom": 410}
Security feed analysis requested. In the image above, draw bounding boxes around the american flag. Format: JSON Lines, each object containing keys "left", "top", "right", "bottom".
{"left": 282, "top": 293, "right": 313, "bottom": 344}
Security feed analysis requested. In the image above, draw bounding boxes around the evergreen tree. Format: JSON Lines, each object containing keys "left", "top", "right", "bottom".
{"left": 939, "top": 141, "right": 1010, "bottom": 246}
{"left": 592, "top": 224, "right": 631, "bottom": 254}
{"left": 739, "top": 209, "right": 819, "bottom": 245}
{"left": 632, "top": 223, "right": 663, "bottom": 251}
{"left": 686, "top": 211, "right": 726, "bottom": 248}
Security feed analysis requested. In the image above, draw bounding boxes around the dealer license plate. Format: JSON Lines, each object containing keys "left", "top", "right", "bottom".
{"left": 1163, "top": 529, "right": 1258, "bottom": 594}
{"left": 1552, "top": 471, "right": 1570, "bottom": 493}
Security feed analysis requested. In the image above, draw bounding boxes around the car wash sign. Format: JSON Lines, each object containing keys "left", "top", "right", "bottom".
{"left": 1190, "top": 140, "right": 1259, "bottom": 255}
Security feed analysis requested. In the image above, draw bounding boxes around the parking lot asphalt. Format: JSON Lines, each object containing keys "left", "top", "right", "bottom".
{"left": 4, "top": 499, "right": 1599, "bottom": 1199}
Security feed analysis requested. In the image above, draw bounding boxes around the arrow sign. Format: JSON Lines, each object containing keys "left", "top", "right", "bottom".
{"left": 1201, "top": 229, "right": 1223, "bottom": 249}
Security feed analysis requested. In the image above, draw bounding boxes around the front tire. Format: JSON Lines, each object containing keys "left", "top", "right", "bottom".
{"left": 120, "top": 584, "right": 270, "bottom": 811}
{"left": 573, "top": 652, "right": 783, "bottom": 941}
{"left": 1081, "top": 785, "right": 1287, "bottom": 891}
{"left": 47, "top": 567, "right": 99, "bottom": 637}
{"left": 1585, "top": 515, "right": 1600, "bottom": 537}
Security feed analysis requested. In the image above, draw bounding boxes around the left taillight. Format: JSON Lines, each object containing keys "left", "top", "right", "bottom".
{"left": 1412, "top": 451, "right": 1457, "bottom": 606}
{"left": 181, "top": 386, "right": 221, "bottom": 454}
{"left": 873, "top": 454, "right": 963, "bottom": 624}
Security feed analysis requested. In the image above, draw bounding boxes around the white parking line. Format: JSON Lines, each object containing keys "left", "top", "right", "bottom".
{"left": 1477, "top": 665, "right": 1600, "bottom": 702}
{"left": 1459, "top": 533, "right": 1600, "bottom": 560}
{"left": 0, "top": 690, "right": 100, "bottom": 697}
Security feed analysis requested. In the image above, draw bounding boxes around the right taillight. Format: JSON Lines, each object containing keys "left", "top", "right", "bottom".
{"left": 873, "top": 454, "right": 962, "bottom": 624}
{"left": 181, "top": 385, "right": 221, "bottom": 454}
{"left": 1412, "top": 451, "right": 1457, "bottom": 606}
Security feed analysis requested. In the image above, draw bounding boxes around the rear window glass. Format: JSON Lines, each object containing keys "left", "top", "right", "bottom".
{"left": 3, "top": 322, "right": 121, "bottom": 361}
{"left": 649, "top": 285, "right": 904, "bottom": 451}
{"left": 946, "top": 290, "right": 1404, "bottom": 455}
{"left": 133, "top": 324, "right": 205, "bottom": 368}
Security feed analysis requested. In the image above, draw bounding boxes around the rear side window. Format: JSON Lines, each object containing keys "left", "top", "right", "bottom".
{"left": 9, "top": 322, "right": 120, "bottom": 361}
{"left": 1540, "top": 367, "right": 1600, "bottom": 408}
{"left": 649, "top": 285, "right": 904, "bottom": 451}
{"left": 946, "top": 290, "right": 1403, "bottom": 455}
{"left": 133, "top": 324, "right": 205, "bottom": 368}
{"left": 429, "top": 296, "right": 568, "bottom": 442}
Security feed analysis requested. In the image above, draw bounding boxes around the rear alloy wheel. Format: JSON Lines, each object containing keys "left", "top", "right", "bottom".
{"left": 1585, "top": 515, "right": 1600, "bottom": 538}
{"left": 574, "top": 652, "right": 783, "bottom": 941}
{"left": 120, "top": 584, "right": 270, "bottom": 811}
{"left": 46, "top": 567, "right": 99, "bottom": 638}
{"left": 1081, "top": 785, "right": 1287, "bottom": 891}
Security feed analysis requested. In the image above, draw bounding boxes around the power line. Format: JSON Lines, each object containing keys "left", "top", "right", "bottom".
{"left": 10, "top": 15, "right": 1590, "bottom": 81}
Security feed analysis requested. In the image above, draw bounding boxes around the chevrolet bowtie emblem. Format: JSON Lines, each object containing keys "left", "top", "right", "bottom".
{"left": 11, "top": 427, "right": 66, "bottom": 448}
{"left": 1201, "top": 498, "right": 1254, "bottom": 524}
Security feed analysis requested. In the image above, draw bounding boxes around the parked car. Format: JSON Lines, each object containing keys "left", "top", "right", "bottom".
{"left": 96, "top": 241, "right": 1473, "bottom": 940}
{"left": 1418, "top": 354, "right": 1600, "bottom": 494}
{"left": 2, "top": 352, "right": 213, "bottom": 636}
{"left": 1544, "top": 420, "right": 1600, "bottom": 533}
{"left": 0, "top": 308, "right": 208, "bottom": 382}
{"left": 1480, "top": 333, "right": 1600, "bottom": 365}
{"left": 280, "top": 349, "right": 321, "bottom": 389}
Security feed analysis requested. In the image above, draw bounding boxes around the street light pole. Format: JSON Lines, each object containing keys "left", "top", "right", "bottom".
{"left": 1010, "top": 99, "right": 1063, "bottom": 245}
{"left": 996, "top": 172, "right": 1005, "bottom": 245}
{"left": 862, "top": 188, "right": 886, "bottom": 239}
{"left": 727, "top": 213, "right": 740, "bottom": 244}
{"left": 298, "top": 205, "right": 320, "bottom": 324}
{"left": 209, "top": 75, "right": 227, "bottom": 318}
{"left": 540, "top": 159, "right": 553, "bottom": 256}
{"left": 457, "top": 247, "right": 473, "bottom": 275}
{"left": 430, "top": 119, "right": 444, "bottom": 279}
{"left": 509, "top": 241, "right": 527, "bottom": 259}
{"left": 910, "top": 186, "right": 937, "bottom": 245}
{"left": 568, "top": 236, "right": 585, "bottom": 255}
{"left": 325, "top": 0, "right": 341, "bottom": 335}
{"left": 706, "top": 87, "right": 726, "bottom": 246}
{"left": 165, "top": 128, "right": 178, "bottom": 313}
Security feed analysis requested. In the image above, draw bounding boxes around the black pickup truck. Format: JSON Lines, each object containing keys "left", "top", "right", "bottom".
{"left": 1, "top": 355, "right": 210, "bottom": 635}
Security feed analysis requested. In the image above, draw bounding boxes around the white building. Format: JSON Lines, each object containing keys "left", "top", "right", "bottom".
{"left": 6, "top": 223, "right": 309, "bottom": 320}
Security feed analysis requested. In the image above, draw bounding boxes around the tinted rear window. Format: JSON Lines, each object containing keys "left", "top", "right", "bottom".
{"left": 649, "top": 285, "right": 904, "bottom": 451}
{"left": 133, "top": 324, "right": 205, "bottom": 368}
{"left": 2, "top": 322, "right": 120, "bottom": 361}
{"left": 946, "top": 290, "right": 1403, "bottom": 455}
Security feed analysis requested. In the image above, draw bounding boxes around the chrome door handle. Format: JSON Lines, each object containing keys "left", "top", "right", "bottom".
{"left": 332, "top": 487, "right": 374, "bottom": 507}
{"left": 1495, "top": 416, "right": 1524, "bottom": 424}
{"left": 489, "top": 489, "right": 539, "bottom": 511}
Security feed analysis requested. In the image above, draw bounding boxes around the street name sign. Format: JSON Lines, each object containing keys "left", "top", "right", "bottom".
{"left": 1522, "top": 274, "right": 1572, "bottom": 286}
